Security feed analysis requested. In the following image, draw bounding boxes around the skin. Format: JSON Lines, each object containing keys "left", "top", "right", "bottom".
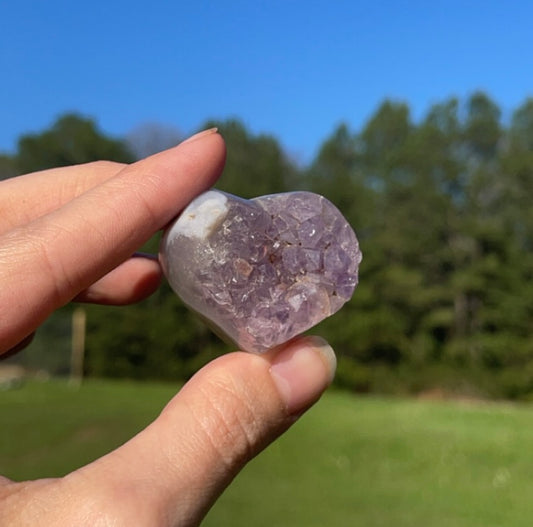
{"left": 0, "top": 130, "right": 336, "bottom": 526}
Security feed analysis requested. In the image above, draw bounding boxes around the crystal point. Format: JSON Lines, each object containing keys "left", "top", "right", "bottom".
{"left": 160, "top": 190, "right": 362, "bottom": 353}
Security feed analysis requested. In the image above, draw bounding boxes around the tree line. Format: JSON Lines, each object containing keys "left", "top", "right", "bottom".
{"left": 3, "top": 92, "right": 533, "bottom": 399}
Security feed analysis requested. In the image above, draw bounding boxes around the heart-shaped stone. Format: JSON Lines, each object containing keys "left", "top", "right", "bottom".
{"left": 160, "top": 190, "right": 362, "bottom": 353}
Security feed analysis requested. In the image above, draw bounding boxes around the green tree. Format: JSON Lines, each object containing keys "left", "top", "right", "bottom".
{"left": 463, "top": 92, "right": 501, "bottom": 161}
{"left": 10, "top": 99, "right": 533, "bottom": 400}
{"left": 16, "top": 113, "right": 134, "bottom": 174}
{"left": 0, "top": 154, "right": 17, "bottom": 180}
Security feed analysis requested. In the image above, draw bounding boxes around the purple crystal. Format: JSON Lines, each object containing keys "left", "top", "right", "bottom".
{"left": 160, "top": 190, "right": 362, "bottom": 353}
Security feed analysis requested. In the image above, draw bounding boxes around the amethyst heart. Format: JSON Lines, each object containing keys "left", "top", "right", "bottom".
{"left": 160, "top": 190, "right": 362, "bottom": 353}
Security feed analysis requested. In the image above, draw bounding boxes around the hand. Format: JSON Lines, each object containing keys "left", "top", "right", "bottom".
{"left": 0, "top": 130, "right": 336, "bottom": 526}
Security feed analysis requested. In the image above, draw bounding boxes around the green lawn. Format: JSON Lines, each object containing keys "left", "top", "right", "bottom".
{"left": 2, "top": 380, "right": 533, "bottom": 526}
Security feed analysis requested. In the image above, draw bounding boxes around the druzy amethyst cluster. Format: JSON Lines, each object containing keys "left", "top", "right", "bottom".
{"left": 160, "top": 190, "right": 362, "bottom": 353}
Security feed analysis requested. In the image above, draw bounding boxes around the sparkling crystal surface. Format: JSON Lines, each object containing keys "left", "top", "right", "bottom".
{"left": 160, "top": 190, "right": 362, "bottom": 353}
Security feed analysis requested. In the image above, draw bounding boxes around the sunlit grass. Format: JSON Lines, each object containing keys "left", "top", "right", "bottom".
{"left": 2, "top": 380, "right": 533, "bottom": 526}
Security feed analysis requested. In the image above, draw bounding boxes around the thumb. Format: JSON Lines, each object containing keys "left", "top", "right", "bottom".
{"left": 65, "top": 336, "right": 336, "bottom": 526}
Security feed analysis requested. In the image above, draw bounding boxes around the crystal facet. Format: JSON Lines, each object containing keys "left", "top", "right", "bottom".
{"left": 160, "top": 190, "right": 362, "bottom": 353}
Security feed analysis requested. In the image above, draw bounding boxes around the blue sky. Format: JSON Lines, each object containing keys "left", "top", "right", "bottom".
{"left": 2, "top": 0, "right": 532, "bottom": 163}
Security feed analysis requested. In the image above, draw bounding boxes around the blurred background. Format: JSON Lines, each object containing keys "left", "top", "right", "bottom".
{"left": 2, "top": 1, "right": 533, "bottom": 525}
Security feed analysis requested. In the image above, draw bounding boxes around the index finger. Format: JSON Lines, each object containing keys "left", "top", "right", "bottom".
{"left": 0, "top": 129, "right": 226, "bottom": 353}
{"left": 0, "top": 161, "right": 125, "bottom": 234}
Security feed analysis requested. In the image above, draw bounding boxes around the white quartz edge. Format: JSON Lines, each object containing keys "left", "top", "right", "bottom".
{"left": 169, "top": 190, "right": 229, "bottom": 240}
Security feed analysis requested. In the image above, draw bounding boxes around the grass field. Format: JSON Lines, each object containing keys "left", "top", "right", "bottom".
{"left": 2, "top": 380, "right": 533, "bottom": 526}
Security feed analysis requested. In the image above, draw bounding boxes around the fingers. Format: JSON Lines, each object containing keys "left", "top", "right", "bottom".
{"left": 0, "top": 161, "right": 125, "bottom": 234}
{"left": 0, "top": 130, "right": 226, "bottom": 353}
{"left": 64, "top": 336, "right": 336, "bottom": 526}
{"left": 1, "top": 332, "right": 35, "bottom": 360}
{"left": 3, "top": 255, "right": 162, "bottom": 356}
{"left": 74, "top": 254, "right": 162, "bottom": 305}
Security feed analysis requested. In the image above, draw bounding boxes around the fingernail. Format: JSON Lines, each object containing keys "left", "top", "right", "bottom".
{"left": 270, "top": 336, "right": 336, "bottom": 415}
{"left": 181, "top": 127, "right": 219, "bottom": 145}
